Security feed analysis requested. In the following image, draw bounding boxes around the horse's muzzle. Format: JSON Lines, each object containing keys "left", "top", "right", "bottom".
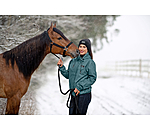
{"left": 70, "top": 49, "right": 79, "bottom": 58}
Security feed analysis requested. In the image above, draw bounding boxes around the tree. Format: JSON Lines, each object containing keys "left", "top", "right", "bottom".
{"left": 0, "top": 15, "right": 119, "bottom": 52}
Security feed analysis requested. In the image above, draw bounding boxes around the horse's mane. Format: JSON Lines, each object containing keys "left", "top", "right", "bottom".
{"left": 3, "top": 31, "right": 49, "bottom": 79}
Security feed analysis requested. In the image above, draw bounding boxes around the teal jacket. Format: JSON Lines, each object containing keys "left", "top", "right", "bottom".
{"left": 59, "top": 52, "right": 97, "bottom": 96}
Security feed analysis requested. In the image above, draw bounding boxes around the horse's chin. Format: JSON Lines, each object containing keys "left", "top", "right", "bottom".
{"left": 68, "top": 52, "right": 79, "bottom": 59}
{"left": 67, "top": 54, "right": 74, "bottom": 59}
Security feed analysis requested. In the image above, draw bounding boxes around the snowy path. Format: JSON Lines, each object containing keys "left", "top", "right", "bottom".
{"left": 35, "top": 71, "right": 150, "bottom": 115}
{"left": 88, "top": 76, "right": 150, "bottom": 115}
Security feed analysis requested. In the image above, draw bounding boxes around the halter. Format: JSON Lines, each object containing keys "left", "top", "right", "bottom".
{"left": 46, "top": 31, "right": 73, "bottom": 57}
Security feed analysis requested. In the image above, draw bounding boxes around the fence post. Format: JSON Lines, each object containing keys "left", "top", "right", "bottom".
{"left": 139, "top": 59, "right": 142, "bottom": 78}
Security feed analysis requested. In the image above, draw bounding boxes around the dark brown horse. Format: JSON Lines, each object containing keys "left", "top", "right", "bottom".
{"left": 0, "top": 23, "right": 79, "bottom": 114}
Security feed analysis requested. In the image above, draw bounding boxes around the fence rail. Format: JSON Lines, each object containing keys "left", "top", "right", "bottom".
{"left": 106, "top": 59, "right": 150, "bottom": 78}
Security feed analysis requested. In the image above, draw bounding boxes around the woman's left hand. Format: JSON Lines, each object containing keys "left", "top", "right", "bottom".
{"left": 74, "top": 88, "right": 80, "bottom": 96}
{"left": 57, "top": 58, "right": 63, "bottom": 67}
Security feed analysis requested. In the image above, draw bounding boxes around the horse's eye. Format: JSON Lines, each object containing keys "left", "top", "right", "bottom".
{"left": 58, "top": 37, "right": 62, "bottom": 40}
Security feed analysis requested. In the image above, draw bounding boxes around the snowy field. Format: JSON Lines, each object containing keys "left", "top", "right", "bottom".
{"left": 35, "top": 69, "right": 150, "bottom": 115}
{"left": 89, "top": 75, "right": 150, "bottom": 115}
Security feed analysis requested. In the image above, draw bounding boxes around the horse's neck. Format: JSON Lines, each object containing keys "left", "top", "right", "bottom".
{"left": 22, "top": 34, "right": 48, "bottom": 78}
{"left": 28, "top": 43, "right": 47, "bottom": 75}
{"left": 3, "top": 32, "right": 49, "bottom": 79}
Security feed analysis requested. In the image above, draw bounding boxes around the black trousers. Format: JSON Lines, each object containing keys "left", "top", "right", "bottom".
{"left": 69, "top": 93, "right": 91, "bottom": 115}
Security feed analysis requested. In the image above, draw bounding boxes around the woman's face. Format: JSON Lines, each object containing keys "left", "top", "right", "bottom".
{"left": 79, "top": 44, "right": 88, "bottom": 55}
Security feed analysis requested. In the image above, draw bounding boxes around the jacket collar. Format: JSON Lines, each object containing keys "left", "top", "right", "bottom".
{"left": 77, "top": 52, "right": 91, "bottom": 61}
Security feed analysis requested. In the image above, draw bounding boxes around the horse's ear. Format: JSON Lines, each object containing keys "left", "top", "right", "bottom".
{"left": 49, "top": 22, "right": 53, "bottom": 32}
{"left": 54, "top": 23, "right": 56, "bottom": 28}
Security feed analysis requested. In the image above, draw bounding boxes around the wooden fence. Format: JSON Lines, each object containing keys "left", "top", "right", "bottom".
{"left": 106, "top": 59, "right": 150, "bottom": 78}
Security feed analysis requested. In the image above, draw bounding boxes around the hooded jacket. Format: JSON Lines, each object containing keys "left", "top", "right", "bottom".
{"left": 59, "top": 52, "right": 97, "bottom": 96}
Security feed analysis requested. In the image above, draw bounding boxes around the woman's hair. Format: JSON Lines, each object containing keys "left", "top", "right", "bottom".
{"left": 89, "top": 48, "right": 93, "bottom": 59}
{"left": 78, "top": 39, "right": 93, "bottom": 59}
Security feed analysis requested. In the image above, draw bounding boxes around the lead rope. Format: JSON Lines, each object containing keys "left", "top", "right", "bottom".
{"left": 58, "top": 66, "right": 74, "bottom": 107}
{"left": 51, "top": 53, "right": 80, "bottom": 114}
{"left": 47, "top": 31, "right": 79, "bottom": 112}
{"left": 58, "top": 65, "right": 81, "bottom": 114}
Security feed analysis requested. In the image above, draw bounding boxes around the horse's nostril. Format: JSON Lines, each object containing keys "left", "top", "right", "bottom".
{"left": 76, "top": 49, "right": 79, "bottom": 54}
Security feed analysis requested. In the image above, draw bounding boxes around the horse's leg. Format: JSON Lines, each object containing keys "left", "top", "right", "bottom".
{"left": 5, "top": 93, "right": 21, "bottom": 115}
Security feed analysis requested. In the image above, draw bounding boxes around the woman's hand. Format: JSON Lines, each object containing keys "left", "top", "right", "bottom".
{"left": 57, "top": 58, "right": 63, "bottom": 67}
{"left": 74, "top": 88, "right": 80, "bottom": 96}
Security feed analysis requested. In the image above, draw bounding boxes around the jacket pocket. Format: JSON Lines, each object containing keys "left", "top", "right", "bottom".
{"left": 80, "top": 65, "right": 87, "bottom": 75}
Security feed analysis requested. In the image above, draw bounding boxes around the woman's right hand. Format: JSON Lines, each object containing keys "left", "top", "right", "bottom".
{"left": 57, "top": 58, "right": 63, "bottom": 67}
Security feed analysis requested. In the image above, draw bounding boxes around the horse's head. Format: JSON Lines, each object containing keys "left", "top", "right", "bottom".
{"left": 47, "top": 23, "right": 79, "bottom": 58}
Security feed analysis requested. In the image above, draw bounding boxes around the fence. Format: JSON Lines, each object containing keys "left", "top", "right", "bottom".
{"left": 106, "top": 59, "right": 150, "bottom": 78}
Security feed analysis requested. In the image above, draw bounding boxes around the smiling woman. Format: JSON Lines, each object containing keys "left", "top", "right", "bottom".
{"left": 57, "top": 38, "right": 97, "bottom": 115}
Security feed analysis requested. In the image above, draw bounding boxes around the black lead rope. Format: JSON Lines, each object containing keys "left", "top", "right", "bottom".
{"left": 58, "top": 65, "right": 81, "bottom": 114}
{"left": 46, "top": 29, "right": 80, "bottom": 113}
{"left": 58, "top": 65, "right": 74, "bottom": 106}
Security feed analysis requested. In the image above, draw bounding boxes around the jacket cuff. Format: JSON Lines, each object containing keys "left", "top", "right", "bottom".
{"left": 76, "top": 84, "right": 82, "bottom": 92}
{"left": 59, "top": 65, "right": 65, "bottom": 70}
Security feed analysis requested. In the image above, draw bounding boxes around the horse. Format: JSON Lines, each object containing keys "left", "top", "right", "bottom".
{"left": 0, "top": 23, "right": 79, "bottom": 115}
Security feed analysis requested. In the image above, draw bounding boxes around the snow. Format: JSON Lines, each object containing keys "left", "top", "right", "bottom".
{"left": 36, "top": 70, "right": 69, "bottom": 115}
{"left": 88, "top": 76, "right": 150, "bottom": 115}
{"left": 35, "top": 66, "right": 150, "bottom": 115}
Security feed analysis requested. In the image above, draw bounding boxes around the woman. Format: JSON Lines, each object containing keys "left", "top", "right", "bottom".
{"left": 57, "top": 39, "right": 97, "bottom": 115}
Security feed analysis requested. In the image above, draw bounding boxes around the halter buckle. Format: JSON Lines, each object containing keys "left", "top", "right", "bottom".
{"left": 64, "top": 47, "right": 68, "bottom": 51}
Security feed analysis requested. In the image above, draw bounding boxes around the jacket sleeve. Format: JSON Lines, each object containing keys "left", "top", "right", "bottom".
{"left": 76, "top": 60, "right": 97, "bottom": 91}
{"left": 59, "top": 60, "right": 72, "bottom": 79}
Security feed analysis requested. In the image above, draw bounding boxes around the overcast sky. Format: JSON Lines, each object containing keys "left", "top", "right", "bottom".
{"left": 95, "top": 15, "right": 150, "bottom": 62}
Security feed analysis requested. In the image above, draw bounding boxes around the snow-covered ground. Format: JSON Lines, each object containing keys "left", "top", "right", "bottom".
{"left": 35, "top": 67, "right": 150, "bottom": 115}
{"left": 88, "top": 75, "right": 150, "bottom": 115}
{"left": 35, "top": 70, "right": 70, "bottom": 115}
